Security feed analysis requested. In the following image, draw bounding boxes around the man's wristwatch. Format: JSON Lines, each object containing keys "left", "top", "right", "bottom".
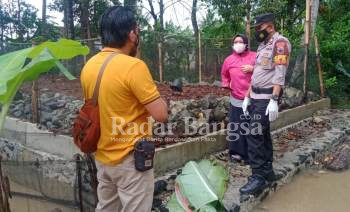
{"left": 271, "top": 94, "right": 279, "bottom": 101}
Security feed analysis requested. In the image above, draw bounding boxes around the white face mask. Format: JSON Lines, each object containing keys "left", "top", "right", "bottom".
{"left": 232, "top": 43, "right": 246, "bottom": 54}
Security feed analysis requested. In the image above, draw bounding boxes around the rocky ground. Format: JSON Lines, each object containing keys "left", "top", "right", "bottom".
{"left": 151, "top": 109, "right": 350, "bottom": 212}
{"left": 321, "top": 138, "right": 350, "bottom": 171}
{"left": 12, "top": 76, "right": 320, "bottom": 142}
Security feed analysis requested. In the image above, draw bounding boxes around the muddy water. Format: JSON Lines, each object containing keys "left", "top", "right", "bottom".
{"left": 254, "top": 170, "right": 350, "bottom": 212}
{"left": 8, "top": 170, "right": 350, "bottom": 212}
{"left": 9, "top": 180, "right": 79, "bottom": 212}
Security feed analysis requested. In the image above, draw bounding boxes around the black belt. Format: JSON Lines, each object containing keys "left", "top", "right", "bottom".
{"left": 252, "top": 86, "right": 273, "bottom": 94}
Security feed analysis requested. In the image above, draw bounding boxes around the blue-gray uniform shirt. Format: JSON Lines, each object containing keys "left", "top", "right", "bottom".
{"left": 250, "top": 32, "right": 292, "bottom": 99}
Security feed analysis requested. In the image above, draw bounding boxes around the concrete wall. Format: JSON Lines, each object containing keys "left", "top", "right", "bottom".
{"left": 154, "top": 98, "right": 331, "bottom": 175}
{"left": 1, "top": 98, "right": 331, "bottom": 176}
{"left": 271, "top": 98, "right": 331, "bottom": 131}
{"left": 2, "top": 117, "right": 80, "bottom": 159}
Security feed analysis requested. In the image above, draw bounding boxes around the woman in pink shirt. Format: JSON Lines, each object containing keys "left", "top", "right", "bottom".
{"left": 221, "top": 34, "right": 256, "bottom": 163}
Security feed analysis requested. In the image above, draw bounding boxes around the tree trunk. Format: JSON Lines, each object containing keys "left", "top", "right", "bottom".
{"left": 289, "top": 0, "right": 319, "bottom": 86}
{"left": 159, "top": 0, "right": 164, "bottom": 31}
{"left": 159, "top": 0, "right": 165, "bottom": 80}
{"left": 64, "top": 0, "right": 75, "bottom": 39}
{"left": 80, "top": 0, "right": 91, "bottom": 40}
{"left": 17, "top": 0, "right": 23, "bottom": 40}
{"left": 191, "top": 0, "right": 199, "bottom": 81}
{"left": 147, "top": 0, "right": 157, "bottom": 25}
{"left": 80, "top": 0, "right": 92, "bottom": 56}
{"left": 245, "top": 0, "right": 251, "bottom": 48}
{"left": 42, "top": 0, "right": 47, "bottom": 38}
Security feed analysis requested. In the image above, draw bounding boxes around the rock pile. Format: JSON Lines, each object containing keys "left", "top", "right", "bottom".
{"left": 9, "top": 90, "right": 83, "bottom": 134}
{"left": 8, "top": 86, "right": 319, "bottom": 137}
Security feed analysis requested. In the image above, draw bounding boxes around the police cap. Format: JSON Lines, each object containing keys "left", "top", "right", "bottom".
{"left": 253, "top": 13, "right": 275, "bottom": 27}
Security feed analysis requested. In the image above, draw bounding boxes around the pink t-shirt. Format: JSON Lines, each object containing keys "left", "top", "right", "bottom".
{"left": 221, "top": 50, "right": 257, "bottom": 100}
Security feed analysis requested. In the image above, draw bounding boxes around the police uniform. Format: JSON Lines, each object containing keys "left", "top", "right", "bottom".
{"left": 246, "top": 18, "right": 291, "bottom": 180}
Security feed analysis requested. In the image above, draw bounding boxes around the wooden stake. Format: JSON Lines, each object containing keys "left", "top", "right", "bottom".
{"left": 281, "top": 18, "right": 284, "bottom": 34}
{"left": 305, "top": 0, "right": 311, "bottom": 45}
{"left": 31, "top": 42, "right": 39, "bottom": 124}
{"left": 158, "top": 42, "right": 163, "bottom": 82}
{"left": 314, "top": 35, "right": 325, "bottom": 97}
{"left": 303, "top": 0, "right": 311, "bottom": 100}
{"left": 0, "top": 156, "right": 10, "bottom": 212}
{"left": 198, "top": 31, "right": 202, "bottom": 83}
{"left": 31, "top": 81, "right": 39, "bottom": 123}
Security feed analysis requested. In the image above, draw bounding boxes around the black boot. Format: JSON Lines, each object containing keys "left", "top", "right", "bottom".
{"left": 239, "top": 174, "right": 268, "bottom": 195}
{"left": 266, "top": 171, "right": 276, "bottom": 183}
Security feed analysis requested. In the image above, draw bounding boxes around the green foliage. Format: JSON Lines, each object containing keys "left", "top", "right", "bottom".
{"left": 325, "top": 76, "right": 337, "bottom": 89}
{"left": 316, "top": 0, "right": 350, "bottom": 107}
{"left": 0, "top": 39, "right": 89, "bottom": 130}
{"left": 201, "top": 0, "right": 245, "bottom": 37}
{"left": 50, "top": 0, "right": 121, "bottom": 39}
{"left": 201, "top": 10, "right": 242, "bottom": 40}
{"left": 141, "top": 21, "right": 197, "bottom": 82}
{"left": 336, "top": 61, "right": 350, "bottom": 78}
{"left": 0, "top": 0, "right": 60, "bottom": 43}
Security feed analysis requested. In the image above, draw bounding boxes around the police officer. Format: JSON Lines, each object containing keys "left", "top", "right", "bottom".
{"left": 240, "top": 13, "right": 292, "bottom": 195}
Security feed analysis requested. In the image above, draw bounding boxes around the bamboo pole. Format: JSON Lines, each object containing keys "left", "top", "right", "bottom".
{"left": 314, "top": 35, "right": 325, "bottom": 97}
{"left": 158, "top": 42, "right": 163, "bottom": 82}
{"left": 281, "top": 18, "right": 284, "bottom": 34}
{"left": 198, "top": 31, "right": 202, "bottom": 83}
{"left": 303, "top": 0, "right": 311, "bottom": 100}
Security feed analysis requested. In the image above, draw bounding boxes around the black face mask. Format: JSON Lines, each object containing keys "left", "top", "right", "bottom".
{"left": 255, "top": 29, "right": 269, "bottom": 43}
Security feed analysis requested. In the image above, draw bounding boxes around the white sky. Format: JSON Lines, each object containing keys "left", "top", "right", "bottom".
{"left": 24, "top": 0, "right": 207, "bottom": 29}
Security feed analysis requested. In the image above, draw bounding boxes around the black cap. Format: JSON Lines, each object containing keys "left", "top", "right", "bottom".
{"left": 253, "top": 13, "right": 275, "bottom": 27}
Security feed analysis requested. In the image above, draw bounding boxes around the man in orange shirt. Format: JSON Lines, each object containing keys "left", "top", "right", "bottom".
{"left": 80, "top": 6, "right": 168, "bottom": 212}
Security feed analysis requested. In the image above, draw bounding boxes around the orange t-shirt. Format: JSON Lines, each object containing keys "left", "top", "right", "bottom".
{"left": 80, "top": 48, "right": 160, "bottom": 165}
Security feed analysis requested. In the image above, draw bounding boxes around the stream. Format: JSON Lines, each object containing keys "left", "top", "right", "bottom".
{"left": 9, "top": 170, "right": 350, "bottom": 211}
{"left": 253, "top": 169, "right": 350, "bottom": 212}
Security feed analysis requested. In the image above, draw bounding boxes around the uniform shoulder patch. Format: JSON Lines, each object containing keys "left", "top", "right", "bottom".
{"left": 274, "top": 40, "right": 289, "bottom": 66}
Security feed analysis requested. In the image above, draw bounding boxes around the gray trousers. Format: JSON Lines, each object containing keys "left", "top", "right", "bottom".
{"left": 95, "top": 153, "right": 154, "bottom": 212}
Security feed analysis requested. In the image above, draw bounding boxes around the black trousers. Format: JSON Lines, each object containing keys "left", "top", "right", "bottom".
{"left": 227, "top": 104, "right": 250, "bottom": 161}
{"left": 246, "top": 99, "right": 273, "bottom": 178}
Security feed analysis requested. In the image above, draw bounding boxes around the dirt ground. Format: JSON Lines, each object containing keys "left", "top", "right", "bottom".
{"left": 20, "top": 75, "right": 229, "bottom": 101}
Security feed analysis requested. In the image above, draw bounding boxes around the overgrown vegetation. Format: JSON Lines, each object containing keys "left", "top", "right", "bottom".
{"left": 317, "top": 0, "right": 350, "bottom": 108}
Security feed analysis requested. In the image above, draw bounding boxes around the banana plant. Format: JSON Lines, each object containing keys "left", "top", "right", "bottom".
{"left": 0, "top": 39, "right": 89, "bottom": 131}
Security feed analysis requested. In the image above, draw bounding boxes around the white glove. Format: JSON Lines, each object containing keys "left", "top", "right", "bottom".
{"left": 265, "top": 99, "right": 279, "bottom": 122}
{"left": 242, "top": 97, "right": 251, "bottom": 116}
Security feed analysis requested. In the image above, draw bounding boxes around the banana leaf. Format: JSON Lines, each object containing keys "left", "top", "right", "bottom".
{"left": 336, "top": 61, "right": 350, "bottom": 78}
{"left": 167, "top": 194, "right": 186, "bottom": 212}
{"left": 0, "top": 39, "right": 89, "bottom": 131}
{"left": 167, "top": 160, "right": 228, "bottom": 212}
{"left": 198, "top": 160, "right": 228, "bottom": 200}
